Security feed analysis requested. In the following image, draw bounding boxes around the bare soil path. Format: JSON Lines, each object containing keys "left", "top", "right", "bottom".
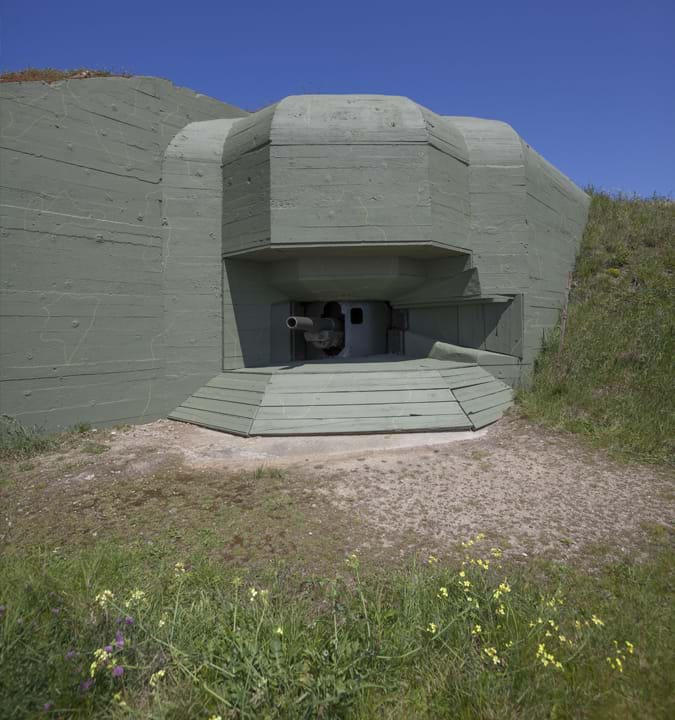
{"left": 1, "top": 416, "right": 672, "bottom": 572}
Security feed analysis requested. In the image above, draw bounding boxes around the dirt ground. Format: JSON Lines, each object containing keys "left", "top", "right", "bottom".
{"left": 1, "top": 415, "right": 673, "bottom": 572}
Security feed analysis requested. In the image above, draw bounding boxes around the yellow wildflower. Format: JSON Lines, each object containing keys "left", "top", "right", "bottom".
{"left": 427, "top": 555, "right": 438, "bottom": 565}
{"left": 462, "top": 580, "right": 471, "bottom": 588}
{"left": 490, "top": 547, "right": 502, "bottom": 558}
{"left": 625, "top": 641, "right": 634, "bottom": 654}
{"left": 426, "top": 622, "right": 438, "bottom": 634}
{"left": 90, "top": 648, "right": 110, "bottom": 677}
{"left": 174, "top": 561, "right": 187, "bottom": 575}
{"left": 475, "top": 533, "right": 486, "bottom": 541}
{"left": 275, "top": 626, "right": 283, "bottom": 636}
{"left": 536, "top": 642, "right": 561, "bottom": 669}
{"left": 506, "top": 640, "right": 514, "bottom": 648}
{"left": 345, "top": 553, "right": 360, "bottom": 570}
{"left": 591, "top": 614, "right": 605, "bottom": 627}
{"left": 483, "top": 646, "right": 500, "bottom": 665}
{"left": 471, "top": 624, "right": 482, "bottom": 635}
{"left": 208, "top": 716, "right": 223, "bottom": 720}
{"left": 249, "top": 587, "right": 258, "bottom": 601}
{"left": 124, "top": 589, "right": 147, "bottom": 608}
{"left": 149, "top": 669, "right": 166, "bottom": 687}
{"left": 477, "top": 559, "right": 490, "bottom": 570}
{"left": 95, "top": 590, "right": 114, "bottom": 609}
{"left": 496, "top": 603, "right": 506, "bottom": 616}
{"left": 607, "top": 656, "right": 624, "bottom": 672}
{"left": 437, "top": 586, "right": 449, "bottom": 599}
{"left": 458, "top": 570, "right": 466, "bottom": 578}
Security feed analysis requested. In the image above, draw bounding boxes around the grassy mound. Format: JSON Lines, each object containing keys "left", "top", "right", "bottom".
{"left": 520, "top": 192, "right": 675, "bottom": 464}
{"left": 0, "top": 68, "right": 130, "bottom": 83}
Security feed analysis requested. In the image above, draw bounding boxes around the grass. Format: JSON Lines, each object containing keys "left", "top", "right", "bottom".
{"left": 0, "top": 415, "right": 90, "bottom": 461}
{"left": 0, "top": 187, "right": 671, "bottom": 716}
{"left": 0, "top": 68, "right": 131, "bottom": 83}
{"left": 0, "top": 533, "right": 672, "bottom": 719}
{"left": 519, "top": 191, "right": 675, "bottom": 464}
{"left": 0, "top": 415, "right": 57, "bottom": 460}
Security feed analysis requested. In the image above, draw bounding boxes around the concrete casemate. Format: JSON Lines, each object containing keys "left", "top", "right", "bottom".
{"left": 0, "top": 79, "right": 589, "bottom": 434}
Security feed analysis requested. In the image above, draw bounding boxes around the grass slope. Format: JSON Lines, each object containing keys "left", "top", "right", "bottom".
{"left": 520, "top": 192, "right": 675, "bottom": 464}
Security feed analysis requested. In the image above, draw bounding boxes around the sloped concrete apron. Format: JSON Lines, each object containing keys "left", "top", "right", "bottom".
{"left": 170, "top": 353, "right": 513, "bottom": 436}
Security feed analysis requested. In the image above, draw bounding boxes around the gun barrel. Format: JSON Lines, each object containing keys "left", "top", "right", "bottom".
{"left": 286, "top": 316, "right": 342, "bottom": 332}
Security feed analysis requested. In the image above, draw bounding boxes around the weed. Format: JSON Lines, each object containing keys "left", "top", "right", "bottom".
{"left": 0, "top": 415, "right": 55, "bottom": 460}
{"left": 0, "top": 416, "right": 104, "bottom": 462}
{"left": 252, "top": 465, "right": 285, "bottom": 480}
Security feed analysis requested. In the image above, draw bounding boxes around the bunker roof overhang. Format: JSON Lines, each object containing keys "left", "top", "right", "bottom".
{"left": 221, "top": 94, "right": 473, "bottom": 260}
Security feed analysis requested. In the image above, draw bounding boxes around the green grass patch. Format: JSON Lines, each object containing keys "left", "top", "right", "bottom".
{"left": 0, "top": 415, "right": 92, "bottom": 461}
{"left": 0, "top": 415, "right": 57, "bottom": 461}
{"left": 1, "top": 533, "right": 672, "bottom": 719}
{"left": 519, "top": 191, "right": 675, "bottom": 464}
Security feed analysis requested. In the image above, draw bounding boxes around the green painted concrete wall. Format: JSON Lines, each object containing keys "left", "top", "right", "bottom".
{"left": 0, "top": 77, "right": 246, "bottom": 429}
{"left": 447, "top": 117, "right": 589, "bottom": 379}
{"left": 0, "top": 85, "right": 589, "bottom": 431}
{"left": 213, "top": 97, "right": 589, "bottom": 384}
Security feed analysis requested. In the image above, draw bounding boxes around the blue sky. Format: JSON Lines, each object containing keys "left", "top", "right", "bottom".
{"left": 2, "top": 0, "right": 673, "bottom": 195}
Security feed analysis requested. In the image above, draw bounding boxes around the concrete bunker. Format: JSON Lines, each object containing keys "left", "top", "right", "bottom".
{"left": 165, "top": 95, "right": 590, "bottom": 435}
{"left": 0, "top": 80, "right": 589, "bottom": 435}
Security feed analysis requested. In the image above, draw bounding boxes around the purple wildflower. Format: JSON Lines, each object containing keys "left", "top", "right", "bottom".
{"left": 111, "top": 665, "right": 124, "bottom": 678}
{"left": 104, "top": 644, "right": 113, "bottom": 653}
{"left": 43, "top": 701, "right": 54, "bottom": 711}
{"left": 65, "top": 649, "right": 77, "bottom": 661}
{"left": 114, "top": 631, "right": 124, "bottom": 649}
{"left": 51, "top": 608, "right": 60, "bottom": 616}
{"left": 124, "top": 616, "right": 134, "bottom": 626}
{"left": 79, "top": 678, "right": 95, "bottom": 693}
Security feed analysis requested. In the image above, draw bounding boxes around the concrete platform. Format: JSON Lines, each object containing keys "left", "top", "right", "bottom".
{"left": 169, "top": 355, "right": 514, "bottom": 436}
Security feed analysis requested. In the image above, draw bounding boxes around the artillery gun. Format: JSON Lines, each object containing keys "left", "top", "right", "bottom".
{"left": 286, "top": 315, "right": 345, "bottom": 352}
